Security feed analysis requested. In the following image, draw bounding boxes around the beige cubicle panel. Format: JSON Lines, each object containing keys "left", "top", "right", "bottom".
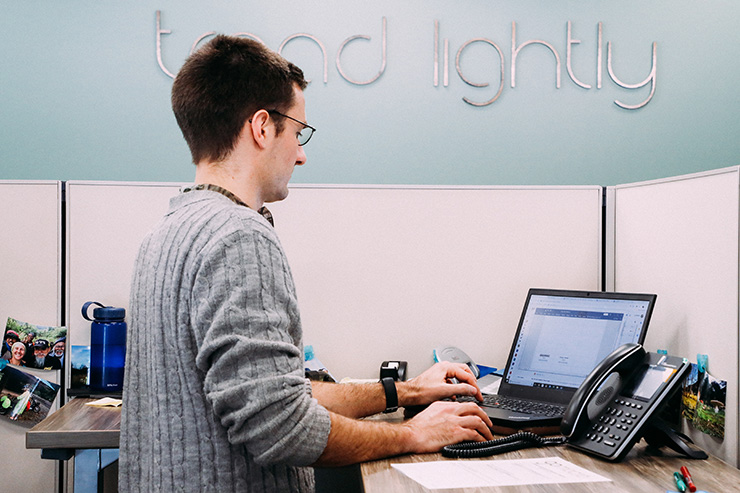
{"left": 607, "top": 166, "right": 740, "bottom": 466}
{"left": 0, "top": 181, "right": 63, "bottom": 493}
{"left": 65, "top": 181, "right": 183, "bottom": 349}
{"left": 65, "top": 182, "right": 603, "bottom": 383}
{"left": 270, "top": 185, "right": 604, "bottom": 380}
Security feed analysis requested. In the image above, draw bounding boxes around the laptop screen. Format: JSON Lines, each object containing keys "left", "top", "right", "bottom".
{"left": 503, "top": 289, "right": 655, "bottom": 396}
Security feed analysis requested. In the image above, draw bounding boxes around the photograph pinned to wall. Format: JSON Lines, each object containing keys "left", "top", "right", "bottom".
{"left": 694, "top": 370, "right": 726, "bottom": 439}
{"left": 2, "top": 317, "right": 66, "bottom": 371}
{"left": 0, "top": 363, "right": 60, "bottom": 427}
{"left": 681, "top": 363, "right": 699, "bottom": 421}
{"left": 70, "top": 345, "right": 91, "bottom": 390}
{"left": 681, "top": 355, "right": 726, "bottom": 440}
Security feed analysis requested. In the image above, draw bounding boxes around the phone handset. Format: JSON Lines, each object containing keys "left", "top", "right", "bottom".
{"left": 560, "top": 343, "right": 646, "bottom": 439}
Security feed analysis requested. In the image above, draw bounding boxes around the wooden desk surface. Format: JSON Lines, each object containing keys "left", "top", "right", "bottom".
{"left": 362, "top": 442, "right": 740, "bottom": 493}
{"left": 23, "top": 399, "right": 740, "bottom": 492}
{"left": 26, "top": 397, "right": 121, "bottom": 450}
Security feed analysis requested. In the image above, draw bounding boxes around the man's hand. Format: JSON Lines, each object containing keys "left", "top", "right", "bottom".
{"left": 398, "top": 361, "right": 484, "bottom": 407}
{"left": 403, "top": 401, "right": 494, "bottom": 453}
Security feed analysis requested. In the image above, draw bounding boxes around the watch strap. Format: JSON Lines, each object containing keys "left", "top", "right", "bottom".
{"left": 381, "top": 377, "right": 398, "bottom": 413}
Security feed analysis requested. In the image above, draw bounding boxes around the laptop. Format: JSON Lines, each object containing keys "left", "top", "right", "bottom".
{"left": 471, "top": 288, "right": 656, "bottom": 431}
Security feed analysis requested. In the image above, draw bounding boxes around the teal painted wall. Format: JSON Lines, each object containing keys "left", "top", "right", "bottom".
{"left": 2, "top": 1, "right": 739, "bottom": 186}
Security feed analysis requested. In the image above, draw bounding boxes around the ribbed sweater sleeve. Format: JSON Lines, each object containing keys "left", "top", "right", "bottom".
{"left": 192, "top": 217, "right": 330, "bottom": 465}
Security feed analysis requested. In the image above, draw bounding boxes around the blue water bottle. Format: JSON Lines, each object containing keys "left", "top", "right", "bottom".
{"left": 82, "top": 301, "right": 127, "bottom": 392}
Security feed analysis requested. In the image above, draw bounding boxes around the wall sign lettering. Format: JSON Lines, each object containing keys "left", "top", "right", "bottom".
{"left": 156, "top": 11, "right": 657, "bottom": 110}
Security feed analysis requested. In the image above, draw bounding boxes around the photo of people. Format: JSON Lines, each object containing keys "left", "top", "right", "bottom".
{"left": 0, "top": 364, "right": 60, "bottom": 427}
{"left": 2, "top": 317, "right": 66, "bottom": 371}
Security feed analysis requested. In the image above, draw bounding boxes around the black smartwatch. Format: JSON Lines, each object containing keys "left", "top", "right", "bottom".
{"left": 381, "top": 377, "right": 398, "bottom": 413}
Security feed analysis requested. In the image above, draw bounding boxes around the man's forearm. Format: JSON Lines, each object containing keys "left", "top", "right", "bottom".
{"left": 312, "top": 412, "right": 415, "bottom": 466}
{"left": 311, "top": 380, "right": 386, "bottom": 418}
{"left": 311, "top": 380, "right": 425, "bottom": 419}
{"left": 312, "top": 400, "right": 494, "bottom": 467}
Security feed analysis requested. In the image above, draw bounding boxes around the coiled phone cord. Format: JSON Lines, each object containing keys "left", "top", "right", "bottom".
{"left": 441, "top": 432, "right": 567, "bottom": 458}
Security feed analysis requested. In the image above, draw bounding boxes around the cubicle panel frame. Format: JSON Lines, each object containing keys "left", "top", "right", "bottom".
{"left": 269, "top": 184, "right": 604, "bottom": 380}
{"left": 0, "top": 180, "right": 63, "bottom": 328}
{"left": 65, "top": 182, "right": 603, "bottom": 384}
{"left": 607, "top": 165, "right": 740, "bottom": 466}
{"left": 0, "top": 180, "right": 63, "bottom": 493}
{"left": 65, "top": 181, "right": 184, "bottom": 353}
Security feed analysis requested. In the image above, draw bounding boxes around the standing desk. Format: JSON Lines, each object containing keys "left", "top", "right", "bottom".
{"left": 27, "top": 399, "right": 740, "bottom": 493}
{"left": 26, "top": 398, "right": 120, "bottom": 493}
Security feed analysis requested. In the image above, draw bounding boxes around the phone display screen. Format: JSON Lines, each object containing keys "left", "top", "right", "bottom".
{"left": 624, "top": 364, "right": 676, "bottom": 401}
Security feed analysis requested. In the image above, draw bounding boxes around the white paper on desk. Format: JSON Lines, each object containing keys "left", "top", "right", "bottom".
{"left": 85, "top": 397, "right": 122, "bottom": 407}
{"left": 391, "top": 457, "right": 610, "bottom": 490}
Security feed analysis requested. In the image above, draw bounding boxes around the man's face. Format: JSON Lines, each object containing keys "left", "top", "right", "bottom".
{"left": 260, "top": 86, "right": 308, "bottom": 204}
{"left": 35, "top": 347, "right": 50, "bottom": 358}
{"left": 52, "top": 342, "right": 65, "bottom": 357}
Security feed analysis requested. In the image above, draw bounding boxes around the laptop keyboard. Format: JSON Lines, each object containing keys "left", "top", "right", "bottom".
{"left": 460, "top": 394, "right": 566, "bottom": 417}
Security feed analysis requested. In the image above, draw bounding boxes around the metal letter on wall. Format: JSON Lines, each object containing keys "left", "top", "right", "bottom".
{"left": 156, "top": 11, "right": 176, "bottom": 79}
{"left": 607, "top": 42, "right": 658, "bottom": 110}
{"left": 566, "top": 21, "right": 591, "bottom": 89}
{"left": 456, "top": 38, "right": 505, "bottom": 107}
{"left": 336, "top": 17, "right": 387, "bottom": 85}
{"left": 279, "top": 34, "right": 329, "bottom": 84}
{"left": 510, "top": 21, "right": 562, "bottom": 89}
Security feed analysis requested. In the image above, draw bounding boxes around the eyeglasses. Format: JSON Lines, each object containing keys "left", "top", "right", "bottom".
{"left": 268, "top": 110, "right": 316, "bottom": 146}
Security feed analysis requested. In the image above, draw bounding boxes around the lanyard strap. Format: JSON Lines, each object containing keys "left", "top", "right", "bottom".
{"left": 182, "top": 183, "right": 274, "bottom": 227}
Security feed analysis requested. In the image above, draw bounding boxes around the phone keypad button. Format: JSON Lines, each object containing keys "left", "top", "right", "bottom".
{"left": 576, "top": 397, "right": 650, "bottom": 458}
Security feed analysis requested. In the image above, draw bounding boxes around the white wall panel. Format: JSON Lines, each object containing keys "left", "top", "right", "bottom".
{"left": 66, "top": 183, "right": 603, "bottom": 382}
{"left": 271, "top": 185, "right": 603, "bottom": 380}
{"left": 0, "top": 181, "right": 62, "bottom": 493}
{"left": 610, "top": 166, "right": 739, "bottom": 466}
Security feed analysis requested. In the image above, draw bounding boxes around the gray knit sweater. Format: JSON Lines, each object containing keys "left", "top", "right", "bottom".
{"left": 119, "top": 190, "right": 331, "bottom": 492}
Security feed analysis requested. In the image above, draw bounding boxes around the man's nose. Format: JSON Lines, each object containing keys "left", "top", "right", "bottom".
{"left": 296, "top": 145, "right": 307, "bottom": 166}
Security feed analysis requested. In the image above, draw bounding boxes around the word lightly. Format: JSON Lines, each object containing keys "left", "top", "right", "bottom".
{"left": 437, "top": 21, "right": 657, "bottom": 110}
{"left": 155, "top": 11, "right": 656, "bottom": 110}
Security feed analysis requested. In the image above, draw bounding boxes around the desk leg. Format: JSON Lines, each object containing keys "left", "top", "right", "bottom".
{"left": 74, "top": 449, "right": 119, "bottom": 493}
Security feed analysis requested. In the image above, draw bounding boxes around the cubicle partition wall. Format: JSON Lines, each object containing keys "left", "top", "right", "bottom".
{"left": 607, "top": 165, "right": 740, "bottom": 466}
{"left": 65, "top": 181, "right": 183, "bottom": 350}
{"left": 65, "top": 183, "right": 603, "bottom": 385}
{"left": 269, "top": 185, "right": 604, "bottom": 379}
{"left": 14, "top": 172, "right": 735, "bottom": 484}
{"left": 0, "top": 181, "right": 63, "bottom": 493}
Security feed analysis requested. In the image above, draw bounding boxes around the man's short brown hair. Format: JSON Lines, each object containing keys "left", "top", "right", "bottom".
{"left": 172, "top": 35, "right": 308, "bottom": 165}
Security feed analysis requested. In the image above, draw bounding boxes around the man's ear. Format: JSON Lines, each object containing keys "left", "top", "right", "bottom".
{"left": 248, "top": 109, "right": 271, "bottom": 149}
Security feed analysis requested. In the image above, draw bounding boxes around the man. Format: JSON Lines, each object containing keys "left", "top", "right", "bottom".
{"left": 51, "top": 337, "right": 65, "bottom": 367}
{"left": 29, "top": 339, "right": 61, "bottom": 370}
{"left": 119, "top": 35, "right": 492, "bottom": 492}
{"left": 1, "top": 330, "right": 20, "bottom": 359}
{"left": 22, "top": 331, "right": 35, "bottom": 366}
